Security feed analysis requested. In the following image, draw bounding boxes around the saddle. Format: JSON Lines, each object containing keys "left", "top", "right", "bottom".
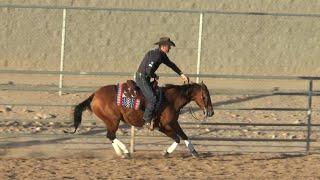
{"left": 125, "top": 80, "right": 158, "bottom": 97}
{"left": 116, "top": 80, "right": 163, "bottom": 112}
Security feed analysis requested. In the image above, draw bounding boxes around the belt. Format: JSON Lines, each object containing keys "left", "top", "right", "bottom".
{"left": 136, "top": 72, "right": 150, "bottom": 78}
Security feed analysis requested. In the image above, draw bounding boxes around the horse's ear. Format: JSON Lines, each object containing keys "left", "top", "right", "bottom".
{"left": 201, "top": 81, "right": 205, "bottom": 89}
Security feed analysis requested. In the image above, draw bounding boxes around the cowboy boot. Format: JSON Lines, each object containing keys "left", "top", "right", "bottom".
{"left": 143, "top": 118, "right": 155, "bottom": 131}
{"left": 149, "top": 119, "right": 155, "bottom": 131}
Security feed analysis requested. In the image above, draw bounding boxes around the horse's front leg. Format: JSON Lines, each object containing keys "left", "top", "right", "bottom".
{"left": 158, "top": 125, "right": 180, "bottom": 157}
{"left": 172, "top": 121, "right": 199, "bottom": 158}
{"left": 184, "top": 139, "right": 199, "bottom": 158}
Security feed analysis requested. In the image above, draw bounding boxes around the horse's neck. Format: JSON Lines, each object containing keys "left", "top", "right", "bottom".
{"left": 177, "top": 96, "right": 192, "bottom": 110}
{"left": 166, "top": 85, "right": 193, "bottom": 111}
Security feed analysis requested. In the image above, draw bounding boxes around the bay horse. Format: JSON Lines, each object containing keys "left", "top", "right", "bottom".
{"left": 69, "top": 80, "right": 214, "bottom": 158}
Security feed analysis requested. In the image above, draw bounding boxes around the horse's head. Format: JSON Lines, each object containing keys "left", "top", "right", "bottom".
{"left": 191, "top": 81, "right": 214, "bottom": 117}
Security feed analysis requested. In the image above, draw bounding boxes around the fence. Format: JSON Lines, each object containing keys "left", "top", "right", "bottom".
{"left": 1, "top": 4, "right": 320, "bottom": 155}
{"left": 1, "top": 69, "right": 320, "bottom": 154}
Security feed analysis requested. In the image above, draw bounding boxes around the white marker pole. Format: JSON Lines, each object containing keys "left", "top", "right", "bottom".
{"left": 130, "top": 73, "right": 136, "bottom": 154}
{"left": 196, "top": 13, "right": 203, "bottom": 83}
{"left": 130, "top": 126, "right": 135, "bottom": 154}
{"left": 59, "top": 9, "right": 67, "bottom": 96}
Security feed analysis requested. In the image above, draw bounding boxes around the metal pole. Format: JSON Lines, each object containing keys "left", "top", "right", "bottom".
{"left": 196, "top": 13, "right": 203, "bottom": 83}
{"left": 130, "top": 126, "right": 135, "bottom": 154}
{"left": 306, "top": 80, "right": 313, "bottom": 153}
{"left": 130, "top": 73, "right": 136, "bottom": 154}
{"left": 59, "top": 9, "right": 67, "bottom": 96}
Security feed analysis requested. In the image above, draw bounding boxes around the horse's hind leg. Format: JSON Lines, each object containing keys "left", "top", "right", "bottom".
{"left": 159, "top": 125, "right": 180, "bottom": 157}
{"left": 106, "top": 126, "right": 130, "bottom": 158}
{"left": 171, "top": 121, "right": 199, "bottom": 158}
{"left": 93, "top": 109, "right": 130, "bottom": 158}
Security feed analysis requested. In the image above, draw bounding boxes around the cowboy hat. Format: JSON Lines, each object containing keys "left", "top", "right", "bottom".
{"left": 154, "top": 37, "right": 176, "bottom": 47}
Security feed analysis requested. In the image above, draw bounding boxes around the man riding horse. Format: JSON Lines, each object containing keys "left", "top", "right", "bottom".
{"left": 66, "top": 37, "right": 214, "bottom": 158}
{"left": 136, "top": 37, "right": 190, "bottom": 129}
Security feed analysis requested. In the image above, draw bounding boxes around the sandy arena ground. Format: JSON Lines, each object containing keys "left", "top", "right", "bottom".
{"left": 1, "top": 151, "right": 320, "bottom": 179}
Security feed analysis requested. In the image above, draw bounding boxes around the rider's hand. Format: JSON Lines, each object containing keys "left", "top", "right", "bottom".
{"left": 180, "top": 74, "right": 189, "bottom": 83}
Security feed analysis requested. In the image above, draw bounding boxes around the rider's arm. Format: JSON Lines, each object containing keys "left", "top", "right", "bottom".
{"left": 149, "top": 72, "right": 158, "bottom": 79}
{"left": 162, "top": 54, "right": 182, "bottom": 76}
{"left": 162, "top": 55, "right": 189, "bottom": 82}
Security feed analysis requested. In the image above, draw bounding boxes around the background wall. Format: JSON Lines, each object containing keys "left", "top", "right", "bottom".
{"left": 0, "top": 0, "right": 319, "bottom": 76}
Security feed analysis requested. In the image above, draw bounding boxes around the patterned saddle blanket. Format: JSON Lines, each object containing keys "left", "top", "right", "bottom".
{"left": 115, "top": 80, "right": 163, "bottom": 111}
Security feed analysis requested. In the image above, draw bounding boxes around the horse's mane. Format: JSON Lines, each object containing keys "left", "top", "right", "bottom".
{"left": 163, "top": 83, "right": 198, "bottom": 98}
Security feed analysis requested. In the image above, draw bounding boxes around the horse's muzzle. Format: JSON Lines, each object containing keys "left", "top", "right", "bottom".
{"left": 208, "top": 110, "right": 214, "bottom": 117}
{"left": 207, "top": 107, "right": 214, "bottom": 117}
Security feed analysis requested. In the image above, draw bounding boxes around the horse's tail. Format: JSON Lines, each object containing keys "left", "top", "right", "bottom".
{"left": 65, "top": 93, "right": 94, "bottom": 134}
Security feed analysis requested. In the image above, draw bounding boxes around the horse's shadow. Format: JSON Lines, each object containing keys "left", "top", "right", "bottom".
{"left": 252, "top": 153, "right": 306, "bottom": 161}
{"left": 0, "top": 128, "right": 106, "bottom": 149}
{"left": 164, "top": 152, "right": 307, "bottom": 161}
{"left": 129, "top": 151, "right": 244, "bottom": 160}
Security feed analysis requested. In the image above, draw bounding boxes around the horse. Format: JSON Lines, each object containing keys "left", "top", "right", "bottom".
{"left": 68, "top": 80, "right": 214, "bottom": 158}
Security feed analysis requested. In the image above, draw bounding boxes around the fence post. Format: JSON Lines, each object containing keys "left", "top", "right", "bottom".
{"left": 130, "top": 126, "right": 135, "bottom": 154}
{"left": 306, "top": 79, "right": 313, "bottom": 153}
{"left": 196, "top": 13, "right": 203, "bottom": 83}
{"left": 59, "top": 9, "right": 67, "bottom": 96}
{"left": 130, "top": 73, "right": 136, "bottom": 154}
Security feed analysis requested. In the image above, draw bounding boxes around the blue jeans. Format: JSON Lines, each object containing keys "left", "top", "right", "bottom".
{"left": 135, "top": 72, "right": 157, "bottom": 121}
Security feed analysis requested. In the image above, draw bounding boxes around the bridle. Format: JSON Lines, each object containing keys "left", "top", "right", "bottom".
{"left": 188, "top": 82, "right": 209, "bottom": 122}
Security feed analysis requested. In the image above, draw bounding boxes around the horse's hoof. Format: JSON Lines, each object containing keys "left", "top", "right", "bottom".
{"left": 162, "top": 151, "right": 169, "bottom": 158}
{"left": 191, "top": 150, "right": 200, "bottom": 158}
{"left": 121, "top": 153, "right": 131, "bottom": 159}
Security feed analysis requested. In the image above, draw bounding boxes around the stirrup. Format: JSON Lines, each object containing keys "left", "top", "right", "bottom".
{"left": 144, "top": 120, "right": 154, "bottom": 131}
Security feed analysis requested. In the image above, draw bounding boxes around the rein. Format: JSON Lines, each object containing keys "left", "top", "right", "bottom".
{"left": 188, "top": 105, "right": 208, "bottom": 122}
{"left": 186, "top": 81, "right": 208, "bottom": 122}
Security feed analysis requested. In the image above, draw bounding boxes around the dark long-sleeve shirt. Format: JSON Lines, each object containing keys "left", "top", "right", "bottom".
{"left": 137, "top": 48, "right": 182, "bottom": 78}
